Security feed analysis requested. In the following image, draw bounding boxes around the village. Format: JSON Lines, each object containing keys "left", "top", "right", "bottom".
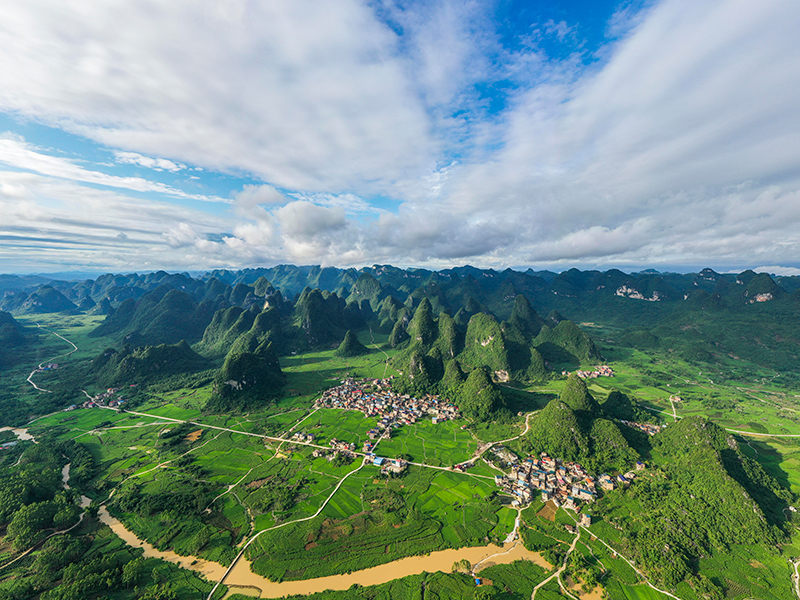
{"left": 302, "top": 433, "right": 410, "bottom": 477}
{"left": 66, "top": 386, "right": 131, "bottom": 411}
{"left": 619, "top": 419, "right": 663, "bottom": 436}
{"left": 565, "top": 365, "right": 615, "bottom": 379}
{"left": 313, "top": 377, "right": 461, "bottom": 436}
{"left": 491, "top": 447, "right": 646, "bottom": 524}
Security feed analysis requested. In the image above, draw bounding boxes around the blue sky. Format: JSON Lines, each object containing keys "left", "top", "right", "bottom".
{"left": 1, "top": 0, "right": 799, "bottom": 275}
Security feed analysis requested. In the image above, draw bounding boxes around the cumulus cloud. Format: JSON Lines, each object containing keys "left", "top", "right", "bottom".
{"left": 2, "top": 0, "right": 800, "bottom": 272}
{"left": 274, "top": 201, "right": 347, "bottom": 240}
{"left": 0, "top": 0, "right": 434, "bottom": 194}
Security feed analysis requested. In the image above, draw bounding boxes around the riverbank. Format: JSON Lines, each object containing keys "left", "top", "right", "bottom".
{"left": 97, "top": 506, "right": 549, "bottom": 598}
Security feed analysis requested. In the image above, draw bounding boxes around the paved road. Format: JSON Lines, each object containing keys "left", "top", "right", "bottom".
{"left": 118, "top": 408, "right": 497, "bottom": 480}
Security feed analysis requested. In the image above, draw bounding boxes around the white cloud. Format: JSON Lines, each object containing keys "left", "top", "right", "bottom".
{"left": 0, "top": 169, "right": 237, "bottom": 271}
{"left": 543, "top": 20, "right": 576, "bottom": 43}
{"left": 274, "top": 201, "right": 347, "bottom": 240}
{"left": 2, "top": 0, "right": 800, "bottom": 272}
{"left": 114, "top": 151, "right": 186, "bottom": 172}
{"left": 0, "top": 0, "right": 434, "bottom": 194}
{"left": 752, "top": 266, "right": 800, "bottom": 277}
{"left": 0, "top": 136, "right": 223, "bottom": 201}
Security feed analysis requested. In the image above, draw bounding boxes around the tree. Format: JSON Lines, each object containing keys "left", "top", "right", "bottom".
{"left": 122, "top": 557, "right": 146, "bottom": 588}
{"left": 474, "top": 586, "right": 498, "bottom": 600}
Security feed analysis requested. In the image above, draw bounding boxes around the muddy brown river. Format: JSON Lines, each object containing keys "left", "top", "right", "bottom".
{"left": 97, "top": 508, "right": 550, "bottom": 598}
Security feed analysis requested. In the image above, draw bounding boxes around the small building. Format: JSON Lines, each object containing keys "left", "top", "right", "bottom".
{"left": 579, "top": 513, "right": 591, "bottom": 527}
{"left": 373, "top": 457, "right": 385, "bottom": 467}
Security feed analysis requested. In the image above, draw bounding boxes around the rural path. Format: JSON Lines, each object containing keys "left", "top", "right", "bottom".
{"left": 367, "top": 326, "right": 391, "bottom": 379}
{"left": 639, "top": 393, "right": 800, "bottom": 438}
{"left": 576, "top": 522, "right": 682, "bottom": 600}
{"left": 0, "top": 512, "right": 86, "bottom": 572}
{"left": 205, "top": 466, "right": 256, "bottom": 513}
{"left": 205, "top": 459, "right": 369, "bottom": 600}
{"left": 118, "top": 408, "right": 497, "bottom": 481}
{"left": 530, "top": 526, "right": 581, "bottom": 599}
{"left": 0, "top": 455, "right": 86, "bottom": 572}
{"left": 464, "top": 411, "right": 536, "bottom": 468}
{"left": 502, "top": 507, "right": 522, "bottom": 544}
{"left": 736, "top": 386, "right": 800, "bottom": 415}
{"left": 25, "top": 322, "right": 79, "bottom": 393}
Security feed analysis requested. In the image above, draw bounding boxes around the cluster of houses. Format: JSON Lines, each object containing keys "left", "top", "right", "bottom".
{"left": 314, "top": 378, "right": 460, "bottom": 435}
{"left": 290, "top": 431, "right": 315, "bottom": 443}
{"left": 371, "top": 456, "right": 408, "bottom": 476}
{"left": 494, "top": 451, "right": 646, "bottom": 514}
{"left": 598, "top": 463, "right": 645, "bottom": 490}
{"left": 494, "top": 452, "right": 598, "bottom": 509}
{"left": 329, "top": 438, "right": 356, "bottom": 453}
{"left": 67, "top": 387, "right": 129, "bottom": 411}
{"left": 564, "top": 365, "right": 615, "bottom": 379}
{"left": 620, "top": 419, "right": 663, "bottom": 436}
{"left": 309, "top": 437, "right": 358, "bottom": 462}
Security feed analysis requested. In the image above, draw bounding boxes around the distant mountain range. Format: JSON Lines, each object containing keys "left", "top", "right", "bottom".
{"left": 4, "top": 264, "right": 800, "bottom": 411}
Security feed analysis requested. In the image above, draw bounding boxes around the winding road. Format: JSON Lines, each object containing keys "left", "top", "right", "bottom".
{"left": 25, "top": 322, "right": 79, "bottom": 393}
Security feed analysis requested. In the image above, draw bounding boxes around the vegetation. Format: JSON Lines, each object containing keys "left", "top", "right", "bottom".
{"left": 594, "top": 416, "right": 792, "bottom": 591}
{"left": 206, "top": 342, "right": 286, "bottom": 412}
{"left": 334, "top": 330, "right": 369, "bottom": 357}
{"left": 3, "top": 265, "right": 800, "bottom": 599}
{"left": 522, "top": 375, "right": 639, "bottom": 473}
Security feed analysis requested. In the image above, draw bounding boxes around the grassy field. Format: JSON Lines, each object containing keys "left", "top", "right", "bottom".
{"left": 7, "top": 312, "right": 800, "bottom": 599}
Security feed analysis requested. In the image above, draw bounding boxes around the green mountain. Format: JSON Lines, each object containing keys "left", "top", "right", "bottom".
{"left": 0, "top": 286, "right": 78, "bottom": 314}
{"left": 525, "top": 377, "right": 638, "bottom": 472}
{"left": 558, "top": 373, "right": 600, "bottom": 413}
{"left": 391, "top": 293, "right": 594, "bottom": 406}
{"left": 91, "top": 341, "right": 206, "bottom": 386}
{"left": 607, "top": 416, "right": 791, "bottom": 589}
{"left": 195, "top": 306, "right": 258, "bottom": 357}
{"left": 206, "top": 343, "right": 286, "bottom": 412}
{"left": 345, "top": 273, "right": 386, "bottom": 310}
{"left": 90, "top": 289, "right": 222, "bottom": 346}
{"left": 508, "top": 294, "right": 544, "bottom": 338}
{"left": 460, "top": 312, "right": 511, "bottom": 376}
{"left": 601, "top": 390, "right": 652, "bottom": 422}
{"left": 0, "top": 311, "right": 28, "bottom": 368}
{"left": 533, "top": 320, "right": 601, "bottom": 365}
{"left": 457, "top": 366, "right": 506, "bottom": 422}
{"left": 387, "top": 319, "right": 409, "bottom": 348}
{"left": 334, "top": 330, "right": 369, "bottom": 357}
{"left": 406, "top": 298, "right": 437, "bottom": 348}
{"left": 526, "top": 399, "right": 591, "bottom": 462}
{"left": 376, "top": 295, "right": 408, "bottom": 332}
{"left": 293, "top": 288, "right": 348, "bottom": 347}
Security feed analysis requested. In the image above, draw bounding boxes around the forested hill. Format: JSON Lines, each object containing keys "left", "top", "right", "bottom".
{"left": 4, "top": 264, "right": 800, "bottom": 375}
{"left": 4, "top": 265, "right": 800, "bottom": 321}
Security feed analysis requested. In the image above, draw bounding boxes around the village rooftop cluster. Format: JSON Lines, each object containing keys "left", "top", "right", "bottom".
{"left": 493, "top": 449, "right": 646, "bottom": 517}
{"left": 619, "top": 419, "right": 663, "bottom": 436}
{"left": 67, "top": 386, "right": 133, "bottom": 411}
{"left": 564, "top": 365, "right": 614, "bottom": 379}
{"left": 313, "top": 378, "right": 461, "bottom": 439}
